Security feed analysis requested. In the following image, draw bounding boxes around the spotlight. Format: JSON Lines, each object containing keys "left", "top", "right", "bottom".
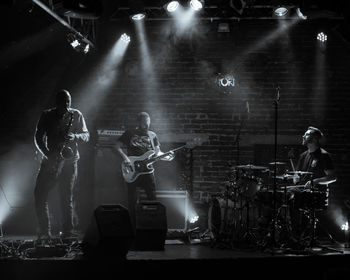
{"left": 190, "top": 215, "right": 199, "bottom": 224}
{"left": 66, "top": 32, "right": 90, "bottom": 54}
{"left": 131, "top": 13, "right": 145, "bottom": 20}
{"left": 130, "top": 0, "right": 145, "bottom": 20}
{"left": 165, "top": 1, "right": 179, "bottom": 13}
{"left": 341, "top": 221, "right": 349, "bottom": 248}
{"left": 83, "top": 44, "right": 90, "bottom": 53}
{"left": 317, "top": 32, "right": 327, "bottom": 42}
{"left": 296, "top": 7, "right": 307, "bottom": 20}
{"left": 121, "top": 33, "right": 131, "bottom": 43}
{"left": 273, "top": 6, "right": 289, "bottom": 17}
{"left": 190, "top": 0, "right": 203, "bottom": 11}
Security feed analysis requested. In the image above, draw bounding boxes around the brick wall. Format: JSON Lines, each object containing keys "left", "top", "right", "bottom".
{"left": 79, "top": 19, "right": 350, "bottom": 197}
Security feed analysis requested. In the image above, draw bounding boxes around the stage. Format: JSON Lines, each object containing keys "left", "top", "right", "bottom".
{"left": 0, "top": 235, "right": 349, "bottom": 280}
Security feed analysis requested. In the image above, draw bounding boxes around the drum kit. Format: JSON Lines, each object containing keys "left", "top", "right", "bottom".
{"left": 205, "top": 162, "right": 330, "bottom": 250}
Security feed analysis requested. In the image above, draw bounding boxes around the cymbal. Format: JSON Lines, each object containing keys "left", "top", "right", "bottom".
{"left": 269, "top": 162, "right": 286, "bottom": 165}
{"left": 273, "top": 174, "right": 295, "bottom": 180}
{"left": 286, "top": 171, "right": 314, "bottom": 175}
{"left": 234, "top": 164, "right": 267, "bottom": 170}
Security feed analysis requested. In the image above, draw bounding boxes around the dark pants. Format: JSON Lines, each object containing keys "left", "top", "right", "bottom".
{"left": 289, "top": 190, "right": 327, "bottom": 239}
{"left": 126, "top": 173, "right": 156, "bottom": 229}
{"left": 34, "top": 158, "right": 78, "bottom": 235}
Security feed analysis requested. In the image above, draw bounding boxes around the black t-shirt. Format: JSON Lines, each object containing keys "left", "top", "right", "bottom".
{"left": 296, "top": 147, "right": 334, "bottom": 186}
{"left": 118, "top": 128, "right": 159, "bottom": 157}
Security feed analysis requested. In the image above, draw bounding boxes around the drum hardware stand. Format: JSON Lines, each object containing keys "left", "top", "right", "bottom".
{"left": 298, "top": 179, "right": 343, "bottom": 254}
{"left": 240, "top": 197, "right": 258, "bottom": 246}
{"left": 262, "top": 86, "right": 284, "bottom": 254}
{"left": 227, "top": 181, "right": 241, "bottom": 246}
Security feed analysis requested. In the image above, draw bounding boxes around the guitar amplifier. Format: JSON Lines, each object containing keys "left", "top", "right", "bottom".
{"left": 138, "top": 190, "right": 189, "bottom": 232}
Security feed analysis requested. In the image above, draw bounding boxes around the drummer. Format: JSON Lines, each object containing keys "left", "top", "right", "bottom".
{"left": 292, "top": 126, "right": 336, "bottom": 188}
{"left": 290, "top": 126, "right": 337, "bottom": 238}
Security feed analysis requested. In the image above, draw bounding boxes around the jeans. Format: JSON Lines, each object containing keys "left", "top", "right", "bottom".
{"left": 126, "top": 173, "right": 156, "bottom": 229}
{"left": 34, "top": 158, "right": 78, "bottom": 235}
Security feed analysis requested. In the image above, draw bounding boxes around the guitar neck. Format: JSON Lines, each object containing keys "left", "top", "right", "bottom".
{"left": 146, "top": 145, "right": 186, "bottom": 164}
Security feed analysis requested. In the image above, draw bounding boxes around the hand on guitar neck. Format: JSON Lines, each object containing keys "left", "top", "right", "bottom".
{"left": 121, "top": 136, "right": 204, "bottom": 183}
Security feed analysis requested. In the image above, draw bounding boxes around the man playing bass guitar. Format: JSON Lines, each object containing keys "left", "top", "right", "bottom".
{"left": 114, "top": 112, "right": 174, "bottom": 228}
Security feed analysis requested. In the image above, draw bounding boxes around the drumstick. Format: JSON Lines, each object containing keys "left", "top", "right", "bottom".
{"left": 289, "top": 158, "right": 296, "bottom": 172}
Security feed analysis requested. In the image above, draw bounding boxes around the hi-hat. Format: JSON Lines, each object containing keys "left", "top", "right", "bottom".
{"left": 234, "top": 164, "right": 267, "bottom": 170}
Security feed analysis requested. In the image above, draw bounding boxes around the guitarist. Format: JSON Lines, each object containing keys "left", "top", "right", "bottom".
{"left": 114, "top": 112, "right": 174, "bottom": 228}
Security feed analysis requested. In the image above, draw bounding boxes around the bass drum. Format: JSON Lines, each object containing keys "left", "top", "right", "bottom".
{"left": 208, "top": 196, "right": 236, "bottom": 239}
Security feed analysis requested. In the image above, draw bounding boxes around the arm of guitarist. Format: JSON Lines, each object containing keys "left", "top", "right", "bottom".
{"left": 154, "top": 145, "right": 175, "bottom": 161}
{"left": 114, "top": 140, "right": 133, "bottom": 172}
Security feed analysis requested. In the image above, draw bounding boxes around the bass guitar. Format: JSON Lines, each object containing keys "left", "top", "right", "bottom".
{"left": 121, "top": 137, "right": 202, "bottom": 183}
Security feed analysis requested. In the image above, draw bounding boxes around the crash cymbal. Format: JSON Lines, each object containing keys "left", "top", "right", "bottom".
{"left": 234, "top": 164, "right": 267, "bottom": 170}
{"left": 286, "top": 171, "right": 314, "bottom": 175}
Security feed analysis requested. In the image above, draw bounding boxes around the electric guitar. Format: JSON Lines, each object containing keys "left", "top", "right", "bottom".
{"left": 121, "top": 137, "right": 203, "bottom": 183}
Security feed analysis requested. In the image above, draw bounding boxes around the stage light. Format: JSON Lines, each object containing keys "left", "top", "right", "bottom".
{"left": 341, "top": 222, "right": 349, "bottom": 231}
{"left": 71, "top": 39, "right": 80, "bottom": 48}
{"left": 130, "top": 0, "right": 146, "bottom": 20}
{"left": 131, "top": 13, "right": 145, "bottom": 20}
{"left": 190, "top": 0, "right": 203, "bottom": 11}
{"left": 190, "top": 215, "right": 199, "bottom": 224}
{"left": 341, "top": 221, "right": 349, "bottom": 248}
{"left": 66, "top": 32, "right": 90, "bottom": 53}
{"left": 317, "top": 32, "right": 327, "bottom": 42}
{"left": 273, "top": 6, "right": 288, "bottom": 17}
{"left": 121, "top": 33, "right": 131, "bottom": 43}
{"left": 166, "top": 1, "right": 179, "bottom": 13}
{"left": 83, "top": 44, "right": 90, "bottom": 53}
{"left": 230, "top": 0, "right": 246, "bottom": 15}
{"left": 296, "top": 7, "right": 307, "bottom": 20}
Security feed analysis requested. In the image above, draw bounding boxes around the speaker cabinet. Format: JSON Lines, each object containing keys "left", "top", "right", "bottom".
{"left": 135, "top": 201, "right": 167, "bottom": 251}
{"left": 82, "top": 204, "right": 134, "bottom": 259}
{"left": 139, "top": 190, "right": 189, "bottom": 232}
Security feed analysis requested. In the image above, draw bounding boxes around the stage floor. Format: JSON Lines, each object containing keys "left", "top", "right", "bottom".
{"left": 1, "top": 235, "right": 350, "bottom": 280}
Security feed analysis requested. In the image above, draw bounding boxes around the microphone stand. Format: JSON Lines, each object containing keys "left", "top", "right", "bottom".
{"left": 268, "top": 86, "right": 280, "bottom": 252}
